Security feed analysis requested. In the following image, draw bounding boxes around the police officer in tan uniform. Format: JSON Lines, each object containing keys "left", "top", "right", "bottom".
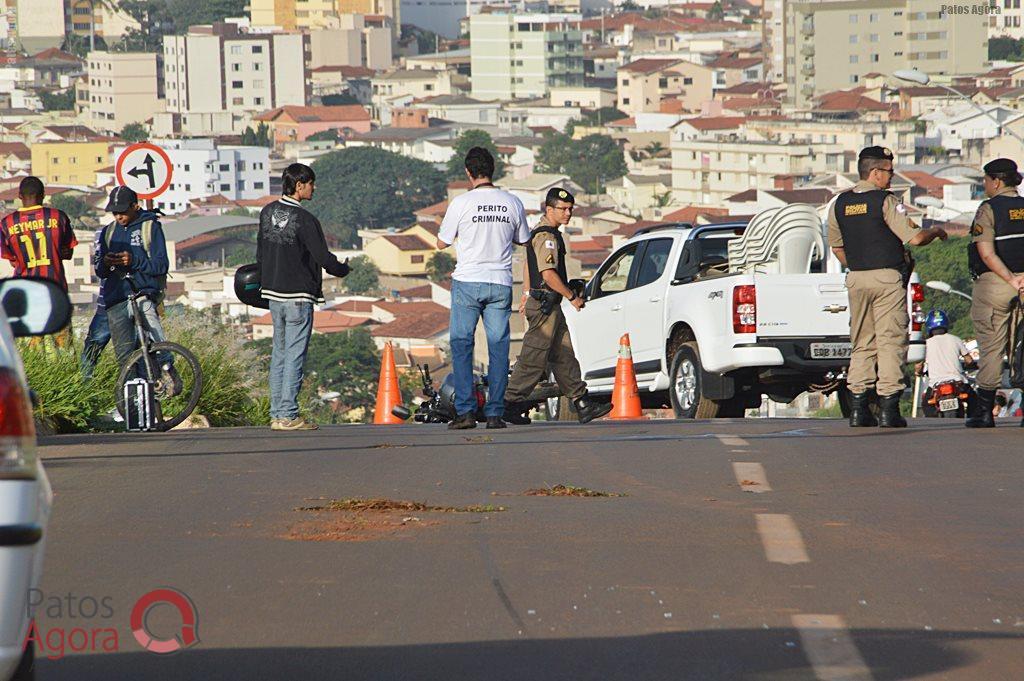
{"left": 828, "top": 146, "right": 948, "bottom": 427}
{"left": 965, "top": 158, "right": 1024, "bottom": 428}
{"left": 503, "top": 188, "right": 613, "bottom": 425}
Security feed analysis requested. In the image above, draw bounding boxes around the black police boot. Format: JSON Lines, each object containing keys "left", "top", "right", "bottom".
{"left": 848, "top": 391, "right": 878, "bottom": 427}
{"left": 447, "top": 412, "right": 476, "bottom": 430}
{"left": 486, "top": 416, "right": 507, "bottom": 429}
{"left": 965, "top": 388, "right": 996, "bottom": 428}
{"left": 877, "top": 393, "right": 907, "bottom": 428}
{"left": 574, "top": 394, "right": 613, "bottom": 424}
{"left": 502, "top": 401, "right": 532, "bottom": 425}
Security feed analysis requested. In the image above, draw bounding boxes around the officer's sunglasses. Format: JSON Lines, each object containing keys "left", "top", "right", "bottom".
{"left": 877, "top": 166, "right": 894, "bottom": 175}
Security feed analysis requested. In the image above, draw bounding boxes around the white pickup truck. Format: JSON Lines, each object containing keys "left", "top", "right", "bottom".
{"left": 564, "top": 219, "right": 925, "bottom": 418}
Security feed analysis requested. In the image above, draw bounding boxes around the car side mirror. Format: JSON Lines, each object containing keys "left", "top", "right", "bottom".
{"left": 0, "top": 276, "right": 72, "bottom": 338}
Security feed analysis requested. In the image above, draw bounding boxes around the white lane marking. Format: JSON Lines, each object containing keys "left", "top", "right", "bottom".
{"left": 792, "top": 614, "right": 873, "bottom": 681}
{"left": 733, "top": 462, "right": 772, "bottom": 493}
{"left": 755, "top": 514, "right": 810, "bottom": 564}
{"left": 716, "top": 435, "right": 749, "bottom": 447}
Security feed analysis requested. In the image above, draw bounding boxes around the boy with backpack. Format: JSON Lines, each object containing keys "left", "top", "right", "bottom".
{"left": 95, "top": 186, "right": 176, "bottom": 392}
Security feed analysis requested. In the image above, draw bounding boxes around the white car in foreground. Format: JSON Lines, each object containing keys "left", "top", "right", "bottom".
{"left": 0, "top": 277, "right": 72, "bottom": 681}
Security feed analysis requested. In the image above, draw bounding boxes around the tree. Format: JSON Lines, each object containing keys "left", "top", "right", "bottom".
{"left": 708, "top": 0, "right": 725, "bottom": 21}
{"left": 566, "top": 107, "right": 627, "bottom": 136}
{"left": 62, "top": 32, "right": 107, "bottom": 58}
{"left": 307, "top": 147, "right": 446, "bottom": 246}
{"left": 990, "top": 36, "right": 1024, "bottom": 61}
{"left": 345, "top": 255, "right": 381, "bottom": 294}
{"left": 115, "top": 0, "right": 174, "bottom": 52}
{"left": 321, "top": 93, "right": 360, "bottom": 106}
{"left": 537, "top": 132, "right": 628, "bottom": 194}
{"left": 120, "top": 122, "right": 148, "bottom": 143}
{"left": 39, "top": 89, "right": 75, "bottom": 112}
{"left": 241, "top": 122, "right": 273, "bottom": 147}
{"left": 50, "top": 194, "right": 91, "bottom": 222}
{"left": 446, "top": 129, "right": 504, "bottom": 180}
{"left": 644, "top": 141, "right": 667, "bottom": 158}
{"left": 167, "top": 0, "right": 246, "bottom": 33}
{"left": 426, "top": 251, "right": 456, "bottom": 283}
{"left": 307, "top": 129, "right": 340, "bottom": 142}
{"left": 910, "top": 236, "right": 975, "bottom": 340}
{"left": 653, "top": 190, "right": 674, "bottom": 208}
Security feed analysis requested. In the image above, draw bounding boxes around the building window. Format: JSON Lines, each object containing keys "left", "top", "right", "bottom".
{"left": 253, "top": 80, "right": 264, "bottom": 88}
{"left": 185, "top": 184, "right": 191, "bottom": 191}
{"left": 231, "top": 63, "right": 241, "bottom": 72}
{"left": 252, "top": 45, "right": 263, "bottom": 53}
{"left": 254, "top": 97, "right": 263, "bottom": 106}
{"left": 233, "top": 97, "right": 243, "bottom": 105}
{"left": 850, "top": 75, "right": 860, "bottom": 84}
{"left": 622, "top": 97, "right": 630, "bottom": 105}
{"left": 253, "top": 63, "right": 262, "bottom": 71}
{"left": 184, "top": 164, "right": 190, "bottom": 171}
{"left": 870, "top": 33, "right": 878, "bottom": 42}
{"left": 220, "top": 184, "right": 230, "bottom": 191}
{"left": 683, "top": 77, "right": 693, "bottom": 85}
{"left": 425, "top": 84, "right": 434, "bottom": 91}
{"left": 849, "top": 34, "right": 858, "bottom": 44}
{"left": 622, "top": 78, "right": 629, "bottom": 85}
{"left": 850, "top": 55, "right": 859, "bottom": 64}
{"left": 658, "top": 77, "right": 668, "bottom": 88}
{"left": 230, "top": 45, "right": 242, "bottom": 54}
{"left": 255, "top": 182, "right": 264, "bottom": 190}
{"left": 869, "top": 12, "right": 879, "bottom": 22}
{"left": 849, "top": 14, "right": 858, "bottom": 23}
{"left": 96, "top": 156, "right": 102, "bottom": 163}
{"left": 871, "top": 53, "right": 880, "bottom": 62}
{"left": 232, "top": 80, "right": 243, "bottom": 88}
{"left": 411, "top": 255, "right": 424, "bottom": 263}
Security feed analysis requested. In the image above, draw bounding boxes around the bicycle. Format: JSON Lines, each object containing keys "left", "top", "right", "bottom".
{"left": 114, "top": 275, "right": 203, "bottom": 431}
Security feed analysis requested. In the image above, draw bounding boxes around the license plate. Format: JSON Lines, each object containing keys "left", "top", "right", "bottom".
{"left": 939, "top": 398, "right": 959, "bottom": 412}
{"left": 809, "top": 342, "right": 852, "bottom": 359}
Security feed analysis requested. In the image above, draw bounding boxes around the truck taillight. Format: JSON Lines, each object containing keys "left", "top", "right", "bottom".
{"left": 910, "top": 283, "right": 925, "bottom": 332}
{"left": 733, "top": 285, "right": 756, "bottom": 334}
{"left": 0, "top": 367, "right": 36, "bottom": 480}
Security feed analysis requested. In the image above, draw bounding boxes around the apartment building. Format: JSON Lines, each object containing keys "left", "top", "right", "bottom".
{"left": 31, "top": 141, "right": 112, "bottom": 187}
{"left": 250, "top": 0, "right": 400, "bottom": 37}
{"left": 371, "top": 68, "right": 454, "bottom": 122}
{"left": 13, "top": 0, "right": 64, "bottom": 52}
{"left": 308, "top": 16, "right": 393, "bottom": 71}
{"left": 68, "top": 0, "right": 140, "bottom": 42}
{"left": 83, "top": 51, "right": 162, "bottom": 133}
{"left": 989, "top": 0, "right": 1024, "bottom": 40}
{"left": 113, "top": 139, "right": 271, "bottom": 215}
{"left": 670, "top": 137, "right": 844, "bottom": 205}
{"left": 787, "top": 0, "right": 988, "bottom": 107}
{"left": 743, "top": 117, "right": 917, "bottom": 165}
{"left": 617, "top": 59, "right": 713, "bottom": 115}
{"left": 161, "top": 23, "right": 308, "bottom": 134}
{"left": 470, "top": 13, "right": 583, "bottom": 101}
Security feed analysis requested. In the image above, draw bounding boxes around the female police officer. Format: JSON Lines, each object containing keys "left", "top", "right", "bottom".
{"left": 966, "top": 158, "right": 1024, "bottom": 428}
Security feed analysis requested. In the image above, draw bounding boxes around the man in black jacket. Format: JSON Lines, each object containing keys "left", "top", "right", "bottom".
{"left": 257, "top": 163, "right": 349, "bottom": 431}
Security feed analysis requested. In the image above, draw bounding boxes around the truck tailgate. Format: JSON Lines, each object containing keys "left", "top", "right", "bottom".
{"left": 754, "top": 273, "right": 850, "bottom": 338}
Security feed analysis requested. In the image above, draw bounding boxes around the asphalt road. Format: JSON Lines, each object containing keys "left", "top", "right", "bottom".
{"left": 31, "top": 417, "right": 1024, "bottom": 680}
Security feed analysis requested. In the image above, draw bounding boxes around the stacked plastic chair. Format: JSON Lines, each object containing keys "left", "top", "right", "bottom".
{"left": 727, "top": 203, "right": 825, "bottom": 275}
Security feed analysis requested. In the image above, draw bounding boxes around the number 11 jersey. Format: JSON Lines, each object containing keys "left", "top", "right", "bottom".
{"left": 0, "top": 205, "right": 78, "bottom": 290}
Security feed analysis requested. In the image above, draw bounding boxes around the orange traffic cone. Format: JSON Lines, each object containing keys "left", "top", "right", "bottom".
{"left": 373, "top": 342, "right": 405, "bottom": 425}
{"left": 609, "top": 334, "right": 644, "bottom": 419}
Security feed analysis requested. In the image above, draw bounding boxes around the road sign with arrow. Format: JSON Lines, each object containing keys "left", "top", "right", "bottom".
{"left": 115, "top": 142, "right": 173, "bottom": 200}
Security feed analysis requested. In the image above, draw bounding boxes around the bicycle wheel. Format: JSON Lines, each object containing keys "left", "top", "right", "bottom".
{"left": 115, "top": 342, "right": 203, "bottom": 431}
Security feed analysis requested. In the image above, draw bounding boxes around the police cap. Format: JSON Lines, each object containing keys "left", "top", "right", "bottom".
{"left": 545, "top": 187, "right": 575, "bottom": 207}
{"left": 983, "top": 158, "right": 1018, "bottom": 176}
{"left": 858, "top": 146, "right": 894, "bottom": 161}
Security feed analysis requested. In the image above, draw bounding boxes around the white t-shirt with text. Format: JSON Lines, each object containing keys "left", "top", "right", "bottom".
{"left": 438, "top": 186, "right": 530, "bottom": 287}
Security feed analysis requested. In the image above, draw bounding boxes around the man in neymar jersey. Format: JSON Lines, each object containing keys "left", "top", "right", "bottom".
{"left": 0, "top": 176, "right": 78, "bottom": 345}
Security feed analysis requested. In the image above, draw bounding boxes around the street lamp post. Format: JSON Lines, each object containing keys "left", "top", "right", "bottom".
{"left": 893, "top": 69, "right": 1024, "bottom": 147}
{"left": 926, "top": 280, "right": 973, "bottom": 301}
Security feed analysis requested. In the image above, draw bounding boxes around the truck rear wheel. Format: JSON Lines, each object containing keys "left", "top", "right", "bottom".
{"left": 669, "top": 342, "right": 724, "bottom": 419}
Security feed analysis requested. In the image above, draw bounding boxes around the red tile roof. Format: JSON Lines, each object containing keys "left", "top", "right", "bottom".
{"left": 816, "top": 90, "right": 889, "bottom": 112}
{"left": 380, "top": 234, "right": 433, "bottom": 251}
{"left": 0, "top": 142, "right": 30, "bottom": 160}
{"left": 32, "top": 48, "right": 81, "bottom": 62}
{"left": 708, "top": 56, "right": 762, "bottom": 70}
{"left": 416, "top": 199, "right": 449, "bottom": 217}
{"left": 396, "top": 283, "right": 433, "bottom": 298}
{"left": 370, "top": 311, "right": 449, "bottom": 340}
{"left": 328, "top": 300, "right": 378, "bottom": 313}
{"left": 612, "top": 220, "right": 664, "bottom": 237}
{"left": 619, "top": 58, "right": 681, "bottom": 75}
{"left": 254, "top": 105, "right": 371, "bottom": 123}
{"left": 661, "top": 205, "right": 729, "bottom": 222}
{"left": 373, "top": 300, "right": 448, "bottom": 316}
{"left": 680, "top": 116, "right": 746, "bottom": 131}
{"left": 254, "top": 310, "right": 371, "bottom": 333}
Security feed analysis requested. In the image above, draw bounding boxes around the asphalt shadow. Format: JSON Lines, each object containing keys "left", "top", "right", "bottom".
{"left": 35, "top": 628, "right": 1021, "bottom": 681}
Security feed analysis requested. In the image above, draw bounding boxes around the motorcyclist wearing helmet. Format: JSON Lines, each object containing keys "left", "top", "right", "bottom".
{"left": 919, "top": 309, "right": 976, "bottom": 389}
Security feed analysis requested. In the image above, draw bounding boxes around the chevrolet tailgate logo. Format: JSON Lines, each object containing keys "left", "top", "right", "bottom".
{"left": 822, "top": 304, "right": 848, "bottom": 313}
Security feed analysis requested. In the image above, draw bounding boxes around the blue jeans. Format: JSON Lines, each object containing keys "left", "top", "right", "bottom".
{"left": 449, "top": 280, "right": 512, "bottom": 417}
{"left": 269, "top": 300, "right": 314, "bottom": 420}
{"left": 80, "top": 307, "right": 110, "bottom": 380}
{"left": 106, "top": 298, "right": 170, "bottom": 374}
